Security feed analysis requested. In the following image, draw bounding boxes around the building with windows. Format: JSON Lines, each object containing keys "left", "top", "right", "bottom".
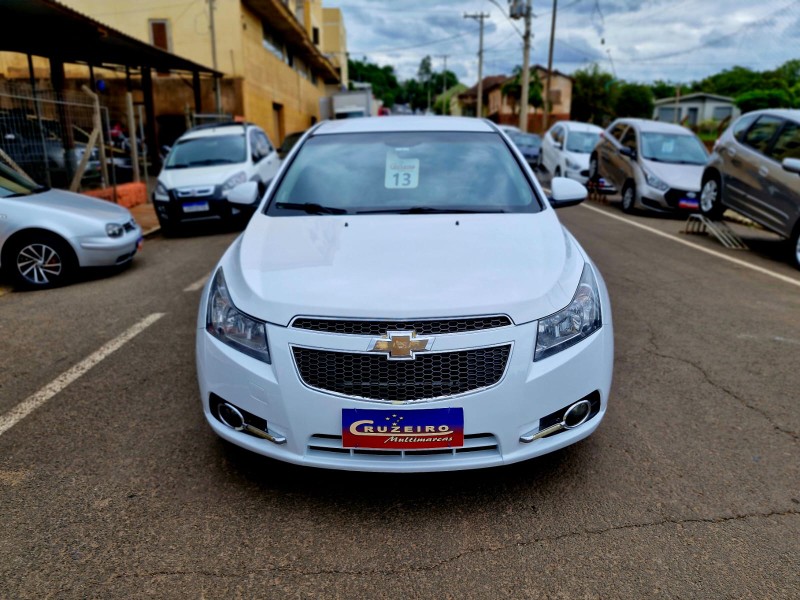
{"left": 653, "top": 93, "right": 740, "bottom": 126}
{"left": 50, "top": 0, "right": 346, "bottom": 144}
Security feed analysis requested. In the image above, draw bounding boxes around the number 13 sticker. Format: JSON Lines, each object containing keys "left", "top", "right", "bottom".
{"left": 385, "top": 150, "right": 420, "bottom": 189}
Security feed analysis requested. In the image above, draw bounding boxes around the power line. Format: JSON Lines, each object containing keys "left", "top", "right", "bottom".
{"left": 348, "top": 30, "right": 473, "bottom": 55}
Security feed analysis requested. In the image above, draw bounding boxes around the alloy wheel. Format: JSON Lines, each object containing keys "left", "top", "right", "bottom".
{"left": 700, "top": 179, "right": 718, "bottom": 213}
{"left": 16, "top": 243, "right": 63, "bottom": 285}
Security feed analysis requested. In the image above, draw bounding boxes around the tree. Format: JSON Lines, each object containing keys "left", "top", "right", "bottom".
{"left": 571, "top": 64, "right": 617, "bottom": 125}
{"left": 651, "top": 80, "right": 690, "bottom": 100}
{"left": 501, "top": 66, "right": 543, "bottom": 115}
{"left": 347, "top": 58, "right": 401, "bottom": 108}
{"left": 734, "top": 89, "right": 793, "bottom": 113}
{"left": 614, "top": 83, "right": 654, "bottom": 118}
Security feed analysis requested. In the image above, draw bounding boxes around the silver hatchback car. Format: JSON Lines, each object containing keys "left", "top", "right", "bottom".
{"left": 590, "top": 118, "right": 709, "bottom": 214}
{"left": 699, "top": 109, "right": 800, "bottom": 269}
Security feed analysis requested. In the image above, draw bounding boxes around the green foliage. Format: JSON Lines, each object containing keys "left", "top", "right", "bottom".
{"left": 571, "top": 64, "right": 618, "bottom": 125}
{"left": 734, "top": 89, "right": 793, "bottom": 113}
{"left": 614, "top": 83, "right": 654, "bottom": 118}
{"left": 348, "top": 58, "right": 401, "bottom": 108}
{"left": 433, "top": 83, "right": 467, "bottom": 115}
{"left": 651, "top": 80, "right": 690, "bottom": 100}
{"left": 501, "top": 66, "right": 543, "bottom": 112}
{"left": 347, "top": 56, "right": 459, "bottom": 113}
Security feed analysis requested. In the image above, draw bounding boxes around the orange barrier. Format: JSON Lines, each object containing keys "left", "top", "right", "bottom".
{"left": 83, "top": 182, "right": 147, "bottom": 208}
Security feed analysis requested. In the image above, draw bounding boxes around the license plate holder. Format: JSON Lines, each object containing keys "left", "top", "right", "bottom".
{"left": 182, "top": 201, "right": 210, "bottom": 213}
{"left": 342, "top": 407, "right": 464, "bottom": 450}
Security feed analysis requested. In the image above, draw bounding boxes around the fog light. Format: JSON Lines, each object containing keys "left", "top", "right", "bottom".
{"left": 563, "top": 399, "right": 592, "bottom": 429}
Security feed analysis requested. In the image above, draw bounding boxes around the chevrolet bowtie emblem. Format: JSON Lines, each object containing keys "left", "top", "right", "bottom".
{"left": 368, "top": 330, "right": 433, "bottom": 360}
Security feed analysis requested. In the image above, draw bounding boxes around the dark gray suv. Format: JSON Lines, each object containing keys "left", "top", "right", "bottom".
{"left": 700, "top": 109, "right": 800, "bottom": 269}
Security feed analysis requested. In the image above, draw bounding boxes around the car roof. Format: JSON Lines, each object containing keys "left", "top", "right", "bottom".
{"left": 180, "top": 123, "right": 252, "bottom": 140}
{"left": 313, "top": 116, "right": 497, "bottom": 135}
{"left": 558, "top": 121, "right": 603, "bottom": 133}
{"left": 744, "top": 108, "right": 800, "bottom": 121}
{"left": 616, "top": 118, "right": 695, "bottom": 135}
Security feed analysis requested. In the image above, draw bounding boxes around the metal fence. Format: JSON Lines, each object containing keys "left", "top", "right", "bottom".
{"left": 0, "top": 88, "right": 119, "bottom": 191}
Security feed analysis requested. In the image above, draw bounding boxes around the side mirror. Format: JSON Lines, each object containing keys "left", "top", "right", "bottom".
{"left": 620, "top": 146, "right": 636, "bottom": 159}
{"left": 782, "top": 157, "right": 800, "bottom": 175}
{"left": 549, "top": 177, "right": 587, "bottom": 209}
{"left": 227, "top": 181, "right": 260, "bottom": 206}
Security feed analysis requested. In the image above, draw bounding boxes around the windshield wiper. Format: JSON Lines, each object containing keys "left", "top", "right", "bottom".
{"left": 274, "top": 202, "right": 348, "bottom": 215}
{"left": 358, "top": 206, "right": 506, "bottom": 215}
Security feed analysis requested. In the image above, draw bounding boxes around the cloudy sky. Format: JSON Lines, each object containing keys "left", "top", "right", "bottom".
{"left": 332, "top": 0, "right": 800, "bottom": 85}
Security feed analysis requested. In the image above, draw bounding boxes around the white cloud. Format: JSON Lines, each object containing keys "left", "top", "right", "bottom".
{"left": 330, "top": 0, "right": 800, "bottom": 84}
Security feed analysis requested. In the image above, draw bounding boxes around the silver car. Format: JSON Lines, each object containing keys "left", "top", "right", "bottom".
{"left": 699, "top": 109, "right": 800, "bottom": 269}
{"left": 590, "top": 118, "right": 709, "bottom": 213}
{"left": 0, "top": 163, "right": 141, "bottom": 288}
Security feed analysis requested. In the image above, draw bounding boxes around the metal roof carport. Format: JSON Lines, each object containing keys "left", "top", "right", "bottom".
{"left": 0, "top": 0, "right": 222, "bottom": 168}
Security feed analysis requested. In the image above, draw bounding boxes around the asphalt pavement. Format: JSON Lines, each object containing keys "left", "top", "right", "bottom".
{"left": 0, "top": 194, "right": 798, "bottom": 598}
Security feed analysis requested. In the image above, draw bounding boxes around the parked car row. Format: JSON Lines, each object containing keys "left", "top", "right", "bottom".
{"left": 534, "top": 111, "right": 800, "bottom": 270}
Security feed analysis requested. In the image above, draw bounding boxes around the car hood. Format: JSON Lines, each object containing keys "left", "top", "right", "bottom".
{"left": 159, "top": 164, "right": 247, "bottom": 189}
{"left": 223, "top": 212, "right": 585, "bottom": 326}
{"left": 642, "top": 159, "right": 704, "bottom": 191}
{"left": 19, "top": 188, "right": 132, "bottom": 220}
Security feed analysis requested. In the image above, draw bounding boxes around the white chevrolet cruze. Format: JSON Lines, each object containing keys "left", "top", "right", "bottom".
{"left": 196, "top": 117, "right": 614, "bottom": 472}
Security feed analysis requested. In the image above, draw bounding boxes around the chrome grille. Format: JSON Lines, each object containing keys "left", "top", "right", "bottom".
{"left": 292, "top": 344, "right": 511, "bottom": 402}
{"left": 291, "top": 316, "right": 512, "bottom": 336}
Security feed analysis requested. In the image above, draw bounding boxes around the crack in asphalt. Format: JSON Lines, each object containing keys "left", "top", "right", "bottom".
{"left": 108, "top": 508, "right": 799, "bottom": 581}
{"left": 642, "top": 327, "right": 799, "bottom": 441}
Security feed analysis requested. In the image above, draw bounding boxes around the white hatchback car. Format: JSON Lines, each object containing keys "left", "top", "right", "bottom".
{"left": 196, "top": 117, "right": 614, "bottom": 472}
{"left": 153, "top": 122, "right": 280, "bottom": 233}
{"left": 0, "top": 162, "right": 141, "bottom": 289}
{"left": 541, "top": 121, "right": 604, "bottom": 184}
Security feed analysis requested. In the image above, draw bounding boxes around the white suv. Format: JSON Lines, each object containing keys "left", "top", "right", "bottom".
{"left": 153, "top": 122, "right": 279, "bottom": 233}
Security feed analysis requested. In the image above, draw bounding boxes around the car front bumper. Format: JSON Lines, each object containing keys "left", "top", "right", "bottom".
{"left": 154, "top": 187, "right": 257, "bottom": 226}
{"left": 75, "top": 224, "right": 142, "bottom": 267}
{"left": 639, "top": 185, "right": 701, "bottom": 212}
{"left": 196, "top": 279, "right": 614, "bottom": 472}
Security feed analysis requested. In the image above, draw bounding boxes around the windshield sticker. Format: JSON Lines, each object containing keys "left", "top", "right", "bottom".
{"left": 661, "top": 140, "right": 675, "bottom": 153}
{"left": 385, "top": 149, "right": 420, "bottom": 189}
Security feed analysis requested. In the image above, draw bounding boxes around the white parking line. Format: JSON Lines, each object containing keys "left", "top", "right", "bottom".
{"left": 183, "top": 274, "right": 209, "bottom": 293}
{"left": 0, "top": 313, "right": 166, "bottom": 438}
{"left": 581, "top": 204, "right": 800, "bottom": 290}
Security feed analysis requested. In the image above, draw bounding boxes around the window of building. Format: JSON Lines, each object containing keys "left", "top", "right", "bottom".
{"left": 657, "top": 107, "right": 677, "bottom": 122}
{"left": 547, "top": 89, "right": 561, "bottom": 106}
{"left": 712, "top": 106, "right": 733, "bottom": 121}
{"left": 313, "top": 27, "right": 320, "bottom": 45}
{"left": 262, "top": 22, "right": 286, "bottom": 62}
{"left": 149, "top": 20, "right": 171, "bottom": 52}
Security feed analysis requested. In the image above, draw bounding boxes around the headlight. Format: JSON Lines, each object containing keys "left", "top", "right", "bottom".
{"left": 644, "top": 169, "right": 669, "bottom": 191}
{"left": 535, "top": 264, "right": 602, "bottom": 361}
{"left": 206, "top": 268, "right": 270, "bottom": 363}
{"left": 154, "top": 181, "right": 169, "bottom": 200}
{"left": 565, "top": 158, "right": 581, "bottom": 170}
{"left": 106, "top": 223, "right": 124, "bottom": 238}
{"left": 222, "top": 171, "right": 248, "bottom": 193}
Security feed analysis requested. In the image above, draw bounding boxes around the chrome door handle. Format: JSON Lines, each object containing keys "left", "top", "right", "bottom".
{"left": 758, "top": 166, "right": 769, "bottom": 177}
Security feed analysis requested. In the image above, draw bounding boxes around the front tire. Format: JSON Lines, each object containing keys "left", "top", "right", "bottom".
{"left": 790, "top": 223, "right": 800, "bottom": 271}
{"left": 699, "top": 172, "right": 725, "bottom": 220}
{"left": 7, "top": 233, "right": 76, "bottom": 289}
{"left": 589, "top": 154, "right": 599, "bottom": 182}
{"left": 621, "top": 182, "right": 637, "bottom": 214}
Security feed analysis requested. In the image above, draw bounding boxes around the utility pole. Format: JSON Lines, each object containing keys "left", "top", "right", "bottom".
{"left": 542, "top": 0, "right": 558, "bottom": 131}
{"left": 436, "top": 54, "right": 449, "bottom": 114}
{"left": 513, "top": 0, "right": 533, "bottom": 132}
{"left": 208, "top": 0, "right": 222, "bottom": 113}
{"left": 464, "top": 12, "right": 490, "bottom": 119}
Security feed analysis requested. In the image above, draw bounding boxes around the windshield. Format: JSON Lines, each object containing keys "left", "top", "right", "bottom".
{"left": 566, "top": 131, "right": 600, "bottom": 153}
{"left": 509, "top": 133, "right": 541, "bottom": 149}
{"left": 268, "top": 131, "right": 541, "bottom": 215}
{"left": 165, "top": 134, "right": 247, "bottom": 169}
{"left": 641, "top": 132, "right": 708, "bottom": 165}
{"left": 0, "top": 162, "right": 41, "bottom": 197}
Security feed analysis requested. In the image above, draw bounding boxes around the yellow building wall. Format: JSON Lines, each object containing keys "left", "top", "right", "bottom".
{"left": 322, "top": 7, "right": 348, "bottom": 88}
{"left": 240, "top": 5, "right": 326, "bottom": 144}
{"left": 56, "top": 0, "right": 244, "bottom": 76}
